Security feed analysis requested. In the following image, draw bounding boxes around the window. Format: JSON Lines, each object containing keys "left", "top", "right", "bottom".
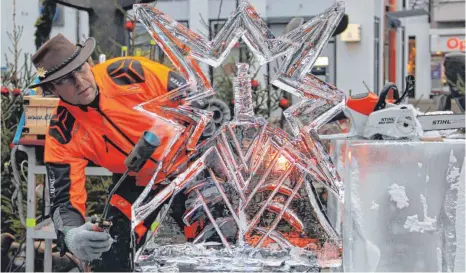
{"left": 407, "top": 36, "right": 416, "bottom": 97}
{"left": 431, "top": 54, "right": 444, "bottom": 93}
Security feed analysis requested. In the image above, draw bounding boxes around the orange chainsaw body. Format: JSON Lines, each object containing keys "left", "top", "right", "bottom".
{"left": 346, "top": 92, "right": 395, "bottom": 116}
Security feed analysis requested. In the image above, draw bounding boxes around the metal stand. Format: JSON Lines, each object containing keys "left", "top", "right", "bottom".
{"left": 18, "top": 145, "right": 112, "bottom": 272}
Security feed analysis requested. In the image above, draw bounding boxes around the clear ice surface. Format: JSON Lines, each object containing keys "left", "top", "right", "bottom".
{"left": 334, "top": 140, "right": 465, "bottom": 272}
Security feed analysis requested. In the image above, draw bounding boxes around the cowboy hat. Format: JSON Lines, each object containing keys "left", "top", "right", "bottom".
{"left": 29, "top": 34, "right": 95, "bottom": 88}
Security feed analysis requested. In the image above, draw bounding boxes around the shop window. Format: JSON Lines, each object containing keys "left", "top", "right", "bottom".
{"left": 431, "top": 54, "right": 444, "bottom": 93}
{"left": 407, "top": 36, "right": 416, "bottom": 97}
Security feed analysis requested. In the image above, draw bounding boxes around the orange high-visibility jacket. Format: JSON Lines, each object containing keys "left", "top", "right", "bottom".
{"left": 44, "top": 57, "right": 192, "bottom": 232}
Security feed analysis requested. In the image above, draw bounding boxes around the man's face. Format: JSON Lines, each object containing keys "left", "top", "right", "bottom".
{"left": 50, "top": 62, "right": 97, "bottom": 105}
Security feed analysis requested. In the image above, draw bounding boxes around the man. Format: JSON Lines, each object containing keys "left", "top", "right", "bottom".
{"left": 30, "top": 34, "right": 202, "bottom": 271}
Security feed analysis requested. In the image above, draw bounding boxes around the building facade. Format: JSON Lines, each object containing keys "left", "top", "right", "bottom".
{"left": 135, "top": 0, "right": 462, "bottom": 101}
{"left": 5, "top": 0, "right": 461, "bottom": 102}
{"left": 395, "top": 0, "right": 465, "bottom": 99}
{"left": 129, "top": 0, "right": 386, "bottom": 100}
{"left": 429, "top": 0, "right": 465, "bottom": 95}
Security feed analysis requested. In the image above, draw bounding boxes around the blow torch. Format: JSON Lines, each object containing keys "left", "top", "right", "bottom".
{"left": 91, "top": 130, "right": 161, "bottom": 231}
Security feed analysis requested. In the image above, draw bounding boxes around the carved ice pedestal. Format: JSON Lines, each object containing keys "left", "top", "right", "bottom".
{"left": 333, "top": 140, "right": 465, "bottom": 272}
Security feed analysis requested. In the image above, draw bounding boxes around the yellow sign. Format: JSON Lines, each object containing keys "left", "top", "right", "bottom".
{"left": 26, "top": 218, "right": 36, "bottom": 228}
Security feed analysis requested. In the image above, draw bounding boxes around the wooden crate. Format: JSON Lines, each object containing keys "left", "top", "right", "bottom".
{"left": 22, "top": 96, "right": 59, "bottom": 139}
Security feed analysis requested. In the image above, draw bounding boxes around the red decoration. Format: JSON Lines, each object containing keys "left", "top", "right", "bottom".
{"left": 1, "top": 86, "right": 9, "bottom": 95}
{"left": 125, "top": 20, "right": 135, "bottom": 31}
{"left": 279, "top": 98, "right": 290, "bottom": 109}
{"left": 251, "top": 79, "right": 259, "bottom": 88}
{"left": 12, "top": 88, "right": 21, "bottom": 96}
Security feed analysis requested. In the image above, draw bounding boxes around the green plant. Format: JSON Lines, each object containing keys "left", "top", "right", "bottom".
{"left": 85, "top": 176, "right": 113, "bottom": 216}
{"left": 34, "top": 0, "right": 56, "bottom": 50}
{"left": 448, "top": 73, "right": 465, "bottom": 96}
{"left": 1, "top": 0, "right": 36, "bottom": 238}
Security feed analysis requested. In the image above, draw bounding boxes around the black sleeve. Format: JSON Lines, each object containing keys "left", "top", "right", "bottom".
{"left": 46, "top": 162, "right": 86, "bottom": 229}
{"left": 46, "top": 163, "right": 86, "bottom": 256}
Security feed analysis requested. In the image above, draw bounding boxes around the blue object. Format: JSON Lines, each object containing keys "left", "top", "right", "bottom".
{"left": 13, "top": 112, "right": 25, "bottom": 145}
{"left": 27, "top": 76, "right": 41, "bottom": 95}
{"left": 143, "top": 131, "right": 160, "bottom": 147}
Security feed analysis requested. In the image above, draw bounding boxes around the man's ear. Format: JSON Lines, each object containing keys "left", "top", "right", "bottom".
{"left": 49, "top": 88, "right": 59, "bottom": 96}
{"left": 87, "top": 57, "right": 95, "bottom": 66}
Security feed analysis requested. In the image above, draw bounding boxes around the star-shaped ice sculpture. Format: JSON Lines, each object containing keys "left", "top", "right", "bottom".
{"left": 131, "top": 0, "right": 346, "bottom": 269}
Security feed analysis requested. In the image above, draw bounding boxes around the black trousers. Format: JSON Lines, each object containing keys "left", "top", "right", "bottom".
{"left": 91, "top": 174, "right": 187, "bottom": 272}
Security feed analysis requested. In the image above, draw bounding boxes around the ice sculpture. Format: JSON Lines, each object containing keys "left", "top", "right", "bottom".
{"left": 130, "top": 0, "right": 347, "bottom": 271}
{"left": 136, "top": 64, "right": 342, "bottom": 271}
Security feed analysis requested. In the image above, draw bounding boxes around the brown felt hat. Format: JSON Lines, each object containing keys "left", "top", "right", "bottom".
{"left": 29, "top": 34, "right": 95, "bottom": 88}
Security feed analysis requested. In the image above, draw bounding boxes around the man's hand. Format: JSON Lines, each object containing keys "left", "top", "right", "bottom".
{"left": 64, "top": 222, "right": 113, "bottom": 261}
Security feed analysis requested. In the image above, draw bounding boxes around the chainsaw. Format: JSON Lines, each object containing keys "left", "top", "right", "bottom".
{"left": 320, "top": 76, "right": 465, "bottom": 140}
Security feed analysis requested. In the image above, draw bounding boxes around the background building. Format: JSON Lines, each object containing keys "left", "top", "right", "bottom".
{"left": 394, "top": 0, "right": 465, "bottom": 100}
{"left": 2, "top": 0, "right": 464, "bottom": 102}
{"left": 429, "top": 0, "right": 465, "bottom": 95}
{"left": 128, "top": 0, "right": 386, "bottom": 100}
{"left": 127, "top": 0, "right": 464, "bottom": 100}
